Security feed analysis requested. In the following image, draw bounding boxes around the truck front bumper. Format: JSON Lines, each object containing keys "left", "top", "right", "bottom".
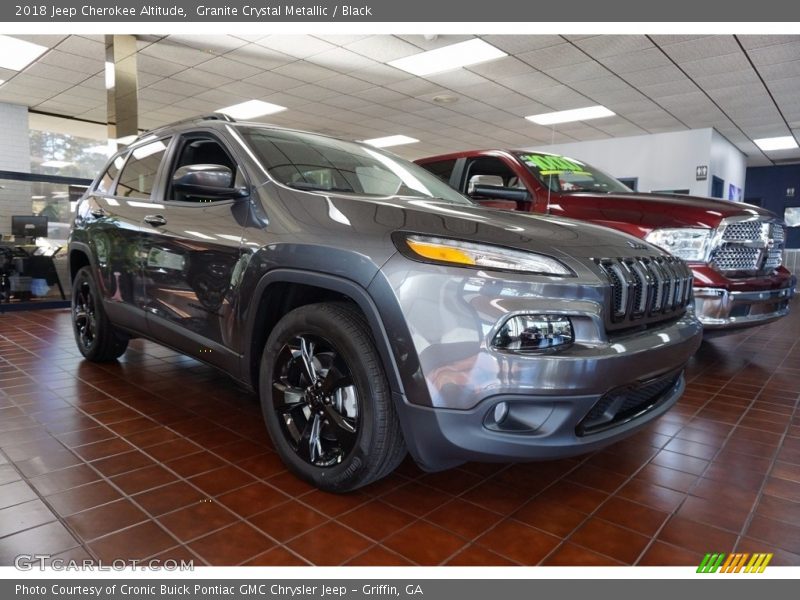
{"left": 694, "top": 281, "right": 795, "bottom": 331}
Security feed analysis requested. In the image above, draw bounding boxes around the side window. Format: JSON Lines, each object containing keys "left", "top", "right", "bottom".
{"left": 464, "top": 157, "right": 519, "bottom": 196}
{"left": 114, "top": 139, "right": 170, "bottom": 199}
{"left": 95, "top": 154, "right": 126, "bottom": 194}
{"left": 419, "top": 159, "right": 456, "bottom": 184}
{"left": 168, "top": 135, "right": 237, "bottom": 203}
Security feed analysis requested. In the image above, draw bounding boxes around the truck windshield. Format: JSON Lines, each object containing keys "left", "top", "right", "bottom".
{"left": 514, "top": 151, "right": 632, "bottom": 194}
{"left": 239, "top": 126, "right": 474, "bottom": 205}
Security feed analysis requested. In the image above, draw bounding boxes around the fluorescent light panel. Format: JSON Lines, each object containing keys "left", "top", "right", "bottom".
{"left": 389, "top": 39, "right": 506, "bottom": 76}
{"left": 526, "top": 105, "right": 616, "bottom": 125}
{"left": 361, "top": 135, "right": 419, "bottom": 148}
{"left": 41, "top": 160, "right": 73, "bottom": 168}
{"left": 754, "top": 136, "right": 798, "bottom": 151}
{"left": 0, "top": 35, "right": 48, "bottom": 71}
{"left": 216, "top": 100, "right": 286, "bottom": 120}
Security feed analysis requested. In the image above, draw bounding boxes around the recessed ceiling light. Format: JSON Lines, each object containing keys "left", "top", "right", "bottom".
{"left": 754, "top": 136, "right": 798, "bottom": 151}
{"left": 389, "top": 39, "right": 506, "bottom": 77}
{"left": 0, "top": 35, "right": 48, "bottom": 71}
{"left": 361, "top": 135, "right": 420, "bottom": 148}
{"left": 526, "top": 105, "right": 616, "bottom": 125}
{"left": 216, "top": 100, "right": 286, "bottom": 120}
{"left": 31, "top": 195, "right": 46, "bottom": 200}
{"left": 432, "top": 94, "right": 459, "bottom": 104}
{"left": 41, "top": 160, "right": 73, "bottom": 168}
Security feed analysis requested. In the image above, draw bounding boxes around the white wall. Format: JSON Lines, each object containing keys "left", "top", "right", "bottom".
{"left": 0, "top": 103, "right": 32, "bottom": 235}
{"left": 525, "top": 128, "right": 746, "bottom": 199}
{"left": 710, "top": 129, "right": 747, "bottom": 200}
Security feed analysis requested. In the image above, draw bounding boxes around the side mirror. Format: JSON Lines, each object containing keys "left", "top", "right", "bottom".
{"left": 472, "top": 184, "right": 532, "bottom": 205}
{"left": 172, "top": 164, "right": 247, "bottom": 198}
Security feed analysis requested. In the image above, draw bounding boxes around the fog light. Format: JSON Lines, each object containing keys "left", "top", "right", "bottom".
{"left": 492, "top": 315, "right": 574, "bottom": 352}
{"left": 493, "top": 401, "right": 509, "bottom": 424}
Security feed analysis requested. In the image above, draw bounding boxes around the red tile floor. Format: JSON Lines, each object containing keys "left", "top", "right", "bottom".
{"left": 1, "top": 302, "right": 799, "bottom": 566}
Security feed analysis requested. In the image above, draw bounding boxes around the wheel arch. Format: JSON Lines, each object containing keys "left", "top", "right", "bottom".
{"left": 244, "top": 269, "right": 407, "bottom": 404}
{"left": 68, "top": 243, "right": 94, "bottom": 283}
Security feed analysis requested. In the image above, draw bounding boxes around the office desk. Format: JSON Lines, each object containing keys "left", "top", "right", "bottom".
{"left": 0, "top": 244, "right": 66, "bottom": 301}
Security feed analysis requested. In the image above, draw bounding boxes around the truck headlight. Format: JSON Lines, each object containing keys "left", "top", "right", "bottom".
{"left": 492, "top": 315, "right": 574, "bottom": 352}
{"left": 644, "top": 228, "right": 713, "bottom": 262}
{"left": 397, "top": 234, "right": 573, "bottom": 276}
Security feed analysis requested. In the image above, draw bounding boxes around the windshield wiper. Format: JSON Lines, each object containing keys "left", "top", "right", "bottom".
{"left": 286, "top": 181, "right": 356, "bottom": 193}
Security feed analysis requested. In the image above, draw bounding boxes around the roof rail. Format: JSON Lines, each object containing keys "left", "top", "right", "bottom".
{"left": 134, "top": 113, "right": 237, "bottom": 141}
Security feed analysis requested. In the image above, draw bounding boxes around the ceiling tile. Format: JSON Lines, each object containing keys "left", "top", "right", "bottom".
{"left": 316, "top": 74, "right": 376, "bottom": 93}
{"left": 243, "top": 70, "right": 305, "bottom": 91}
{"left": 518, "top": 43, "right": 592, "bottom": 70}
{"left": 136, "top": 54, "right": 186, "bottom": 77}
{"left": 656, "top": 36, "right": 740, "bottom": 62}
{"left": 679, "top": 53, "right": 751, "bottom": 78}
{"left": 737, "top": 34, "right": 800, "bottom": 50}
{"left": 345, "top": 36, "right": 420, "bottom": 62}
{"left": 573, "top": 35, "right": 653, "bottom": 58}
{"left": 305, "top": 47, "right": 377, "bottom": 73}
{"left": 23, "top": 63, "right": 91, "bottom": 84}
{"left": 39, "top": 49, "right": 103, "bottom": 75}
{"left": 140, "top": 40, "right": 214, "bottom": 67}
{"left": 599, "top": 48, "right": 672, "bottom": 74}
{"left": 10, "top": 34, "right": 67, "bottom": 48}
{"left": 168, "top": 34, "right": 248, "bottom": 55}
{"left": 193, "top": 56, "right": 264, "bottom": 80}
{"left": 467, "top": 56, "right": 534, "bottom": 79}
{"left": 57, "top": 35, "right": 104, "bottom": 60}
{"left": 480, "top": 35, "right": 563, "bottom": 54}
{"left": 223, "top": 44, "right": 296, "bottom": 70}
{"left": 272, "top": 61, "right": 339, "bottom": 83}
{"left": 255, "top": 35, "right": 337, "bottom": 59}
{"left": 394, "top": 34, "right": 474, "bottom": 51}
{"left": 747, "top": 41, "right": 800, "bottom": 67}
{"left": 542, "top": 61, "right": 610, "bottom": 83}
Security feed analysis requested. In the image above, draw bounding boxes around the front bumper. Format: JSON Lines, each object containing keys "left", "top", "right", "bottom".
{"left": 394, "top": 312, "right": 701, "bottom": 472}
{"left": 694, "top": 281, "right": 795, "bottom": 330}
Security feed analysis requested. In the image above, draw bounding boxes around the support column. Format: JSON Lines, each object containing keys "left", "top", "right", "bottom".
{"left": 105, "top": 35, "right": 139, "bottom": 148}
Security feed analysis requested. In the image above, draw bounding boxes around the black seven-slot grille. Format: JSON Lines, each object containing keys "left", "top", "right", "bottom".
{"left": 595, "top": 256, "right": 693, "bottom": 327}
{"left": 576, "top": 369, "right": 682, "bottom": 436}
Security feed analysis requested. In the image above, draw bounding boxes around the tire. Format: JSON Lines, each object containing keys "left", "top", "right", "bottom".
{"left": 260, "top": 302, "right": 406, "bottom": 492}
{"left": 71, "top": 266, "right": 129, "bottom": 362}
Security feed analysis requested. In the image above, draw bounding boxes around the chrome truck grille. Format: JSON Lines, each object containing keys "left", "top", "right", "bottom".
{"left": 710, "top": 218, "right": 785, "bottom": 276}
{"left": 595, "top": 256, "right": 693, "bottom": 328}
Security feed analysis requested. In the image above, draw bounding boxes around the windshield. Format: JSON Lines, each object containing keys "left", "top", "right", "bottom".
{"left": 514, "top": 152, "right": 632, "bottom": 194}
{"left": 239, "top": 126, "right": 473, "bottom": 205}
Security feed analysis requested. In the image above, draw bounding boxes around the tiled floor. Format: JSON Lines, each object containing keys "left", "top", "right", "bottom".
{"left": 0, "top": 302, "right": 799, "bottom": 567}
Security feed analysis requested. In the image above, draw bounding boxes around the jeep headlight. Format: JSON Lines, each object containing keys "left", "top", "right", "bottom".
{"left": 644, "top": 228, "right": 713, "bottom": 262}
{"left": 397, "top": 234, "right": 573, "bottom": 276}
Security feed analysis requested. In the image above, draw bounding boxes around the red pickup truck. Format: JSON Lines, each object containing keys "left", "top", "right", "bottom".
{"left": 416, "top": 150, "right": 796, "bottom": 332}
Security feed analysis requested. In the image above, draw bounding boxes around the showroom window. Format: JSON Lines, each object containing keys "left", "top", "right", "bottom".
{"left": 0, "top": 172, "right": 90, "bottom": 310}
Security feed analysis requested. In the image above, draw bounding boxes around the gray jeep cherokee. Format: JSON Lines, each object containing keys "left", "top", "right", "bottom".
{"left": 69, "top": 115, "right": 703, "bottom": 492}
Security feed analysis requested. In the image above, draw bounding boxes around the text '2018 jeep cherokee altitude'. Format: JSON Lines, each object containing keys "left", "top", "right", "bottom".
{"left": 69, "top": 115, "right": 702, "bottom": 492}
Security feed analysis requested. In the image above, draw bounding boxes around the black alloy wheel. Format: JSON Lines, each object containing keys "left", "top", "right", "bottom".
{"left": 272, "top": 334, "right": 359, "bottom": 467}
{"left": 73, "top": 279, "right": 97, "bottom": 351}
{"left": 260, "top": 302, "right": 406, "bottom": 492}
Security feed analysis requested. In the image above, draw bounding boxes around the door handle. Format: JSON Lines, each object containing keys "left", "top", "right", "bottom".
{"left": 144, "top": 214, "right": 167, "bottom": 227}
{"left": 90, "top": 207, "right": 106, "bottom": 218}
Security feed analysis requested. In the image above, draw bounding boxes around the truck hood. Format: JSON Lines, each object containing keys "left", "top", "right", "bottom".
{"left": 553, "top": 191, "right": 776, "bottom": 232}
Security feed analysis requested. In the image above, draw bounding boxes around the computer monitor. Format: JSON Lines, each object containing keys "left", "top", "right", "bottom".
{"left": 11, "top": 215, "right": 48, "bottom": 240}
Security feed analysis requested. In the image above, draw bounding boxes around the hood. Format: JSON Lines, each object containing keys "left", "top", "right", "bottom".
{"left": 553, "top": 191, "right": 776, "bottom": 232}
{"left": 261, "top": 182, "right": 668, "bottom": 265}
